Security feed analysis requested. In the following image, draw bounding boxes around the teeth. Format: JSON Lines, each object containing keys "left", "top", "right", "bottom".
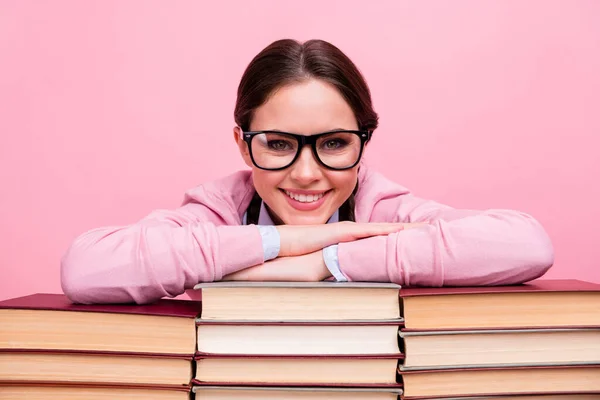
{"left": 284, "top": 190, "right": 325, "bottom": 203}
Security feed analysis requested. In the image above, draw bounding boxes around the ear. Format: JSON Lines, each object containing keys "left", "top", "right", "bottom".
{"left": 233, "top": 126, "right": 253, "bottom": 168}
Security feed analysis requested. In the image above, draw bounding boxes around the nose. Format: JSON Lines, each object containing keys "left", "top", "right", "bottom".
{"left": 289, "top": 146, "right": 323, "bottom": 185}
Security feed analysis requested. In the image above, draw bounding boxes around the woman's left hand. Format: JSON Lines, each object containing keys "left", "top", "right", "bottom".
{"left": 222, "top": 251, "right": 331, "bottom": 282}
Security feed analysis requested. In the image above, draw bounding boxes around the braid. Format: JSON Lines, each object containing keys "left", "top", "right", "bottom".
{"left": 338, "top": 182, "right": 358, "bottom": 222}
{"left": 245, "top": 191, "right": 262, "bottom": 225}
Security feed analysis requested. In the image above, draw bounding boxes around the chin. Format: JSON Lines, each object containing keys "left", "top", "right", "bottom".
{"left": 281, "top": 213, "right": 331, "bottom": 226}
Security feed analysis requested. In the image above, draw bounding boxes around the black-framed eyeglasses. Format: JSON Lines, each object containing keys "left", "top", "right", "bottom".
{"left": 241, "top": 129, "right": 371, "bottom": 171}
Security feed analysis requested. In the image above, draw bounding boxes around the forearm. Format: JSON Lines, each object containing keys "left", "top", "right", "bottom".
{"left": 222, "top": 251, "right": 331, "bottom": 282}
{"left": 273, "top": 221, "right": 408, "bottom": 258}
{"left": 61, "top": 222, "right": 264, "bottom": 304}
{"left": 243, "top": 222, "right": 423, "bottom": 283}
{"left": 338, "top": 209, "right": 554, "bottom": 286}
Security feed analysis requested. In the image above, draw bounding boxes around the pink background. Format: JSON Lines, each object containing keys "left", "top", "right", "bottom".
{"left": 1, "top": 1, "right": 599, "bottom": 301}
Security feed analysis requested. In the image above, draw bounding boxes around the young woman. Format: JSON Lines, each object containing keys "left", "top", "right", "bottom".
{"left": 61, "top": 39, "right": 554, "bottom": 304}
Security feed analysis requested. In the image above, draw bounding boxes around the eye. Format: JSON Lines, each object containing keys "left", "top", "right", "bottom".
{"left": 323, "top": 139, "right": 347, "bottom": 150}
{"left": 267, "top": 140, "right": 293, "bottom": 151}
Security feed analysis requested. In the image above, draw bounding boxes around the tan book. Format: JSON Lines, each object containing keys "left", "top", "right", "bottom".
{"left": 193, "top": 354, "right": 400, "bottom": 385}
{"left": 400, "top": 279, "right": 600, "bottom": 330}
{"left": 400, "top": 365, "right": 600, "bottom": 398}
{"left": 0, "top": 382, "right": 190, "bottom": 400}
{"left": 430, "top": 393, "right": 600, "bottom": 400}
{"left": 197, "top": 320, "right": 402, "bottom": 355}
{"left": 413, "top": 396, "right": 600, "bottom": 399}
{"left": 192, "top": 385, "right": 403, "bottom": 399}
{"left": 0, "top": 350, "right": 192, "bottom": 386}
{"left": 400, "top": 328, "right": 600, "bottom": 370}
{"left": 194, "top": 281, "right": 401, "bottom": 321}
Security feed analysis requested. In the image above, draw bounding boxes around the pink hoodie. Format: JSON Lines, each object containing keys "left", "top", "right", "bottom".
{"left": 61, "top": 164, "right": 554, "bottom": 304}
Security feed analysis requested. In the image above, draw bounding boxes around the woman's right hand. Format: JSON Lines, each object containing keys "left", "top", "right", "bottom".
{"left": 276, "top": 221, "right": 428, "bottom": 257}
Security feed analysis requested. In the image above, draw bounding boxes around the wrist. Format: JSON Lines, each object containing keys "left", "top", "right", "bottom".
{"left": 314, "top": 251, "right": 332, "bottom": 281}
{"left": 274, "top": 225, "right": 292, "bottom": 257}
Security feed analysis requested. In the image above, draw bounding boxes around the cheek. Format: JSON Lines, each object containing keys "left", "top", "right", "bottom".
{"left": 252, "top": 169, "right": 285, "bottom": 193}
{"left": 326, "top": 170, "right": 358, "bottom": 197}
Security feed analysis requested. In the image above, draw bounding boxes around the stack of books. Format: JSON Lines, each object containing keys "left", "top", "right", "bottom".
{"left": 191, "top": 281, "right": 405, "bottom": 399}
{"left": 1, "top": 279, "right": 599, "bottom": 399}
{"left": 397, "top": 279, "right": 600, "bottom": 399}
{"left": 0, "top": 293, "right": 200, "bottom": 399}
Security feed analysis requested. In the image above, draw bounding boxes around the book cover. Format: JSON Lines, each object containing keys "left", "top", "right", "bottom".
{"left": 0, "top": 293, "right": 201, "bottom": 318}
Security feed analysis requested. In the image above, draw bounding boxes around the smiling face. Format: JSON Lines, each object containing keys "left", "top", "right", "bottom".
{"left": 234, "top": 78, "right": 362, "bottom": 225}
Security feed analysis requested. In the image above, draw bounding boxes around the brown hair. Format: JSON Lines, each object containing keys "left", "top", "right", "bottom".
{"left": 235, "top": 39, "right": 378, "bottom": 132}
{"left": 235, "top": 39, "right": 378, "bottom": 223}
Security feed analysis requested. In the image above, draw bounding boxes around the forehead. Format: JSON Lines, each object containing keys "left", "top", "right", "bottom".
{"left": 250, "top": 79, "right": 358, "bottom": 134}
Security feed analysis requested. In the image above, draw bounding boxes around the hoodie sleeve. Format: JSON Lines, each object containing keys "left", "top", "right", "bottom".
{"left": 337, "top": 194, "right": 555, "bottom": 287}
{"left": 60, "top": 201, "right": 264, "bottom": 305}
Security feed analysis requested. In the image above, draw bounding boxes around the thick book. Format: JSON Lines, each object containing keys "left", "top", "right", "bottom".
{"left": 194, "top": 281, "right": 402, "bottom": 321}
{"left": 193, "top": 354, "right": 401, "bottom": 386}
{"left": 0, "top": 293, "right": 200, "bottom": 355}
{"left": 0, "top": 381, "right": 190, "bottom": 400}
{"left": 192, "top": 385, "right": 404, "bottom": 399}
{"left": 196, "top": 320, "right": 402, "bottom": 355}
{"left": 400, "top": 364, "right": 600, "bottom": 398}
{"left": 0, "top": 349, "right": 192, "bottom": 386}
{"left": 400, "top": 279, "right": 600, "bottom": 330}
{"left": 399, "top": 328, "right": 600, "bottom": 370}
{"left": 401, "top": 396, "right": 600, "bottom": 399}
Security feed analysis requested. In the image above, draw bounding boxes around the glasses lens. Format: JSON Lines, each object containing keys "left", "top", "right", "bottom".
{"left": 316, "top": 131, "right": 362, "bottom": 169}
{"left": 250, "top": 132, "right": 298, "bottom": 169}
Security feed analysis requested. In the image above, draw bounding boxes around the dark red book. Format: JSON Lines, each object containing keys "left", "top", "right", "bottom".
{"left": 399, "top": 279, "right": 600, "bottom": 330}
{"left": 0, "top": 293, "right": 201, "bottom": 355}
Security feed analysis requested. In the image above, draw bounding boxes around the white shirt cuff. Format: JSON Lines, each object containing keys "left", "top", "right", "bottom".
{"left": 257, "top": 225, "right": 280, "bottom": 261}
{"left": 323, "top": 244, "right": 347, "bottom": 282}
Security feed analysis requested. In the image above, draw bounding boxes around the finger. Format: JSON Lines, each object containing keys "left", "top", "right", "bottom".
{"left": 350, "top": 224, "right": 403, "bottom": 239}
{"left": 402, "top": 222, "right": 430, "bottom": 229}
{"left": 373, "top": 223, "right": 406, "bottom": 232}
